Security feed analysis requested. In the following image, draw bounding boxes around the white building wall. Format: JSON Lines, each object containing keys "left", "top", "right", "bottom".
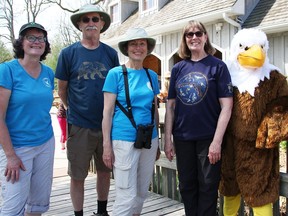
{"left": 268, "top": 32, "right": 288, "bottom": 76}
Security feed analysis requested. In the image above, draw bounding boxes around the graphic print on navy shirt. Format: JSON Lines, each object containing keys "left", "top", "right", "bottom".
{"left": 176, "top": 71, "right": 208, "bottom": 105}
{"left": 77, "top": 61, "right": 107, "bottom": 80}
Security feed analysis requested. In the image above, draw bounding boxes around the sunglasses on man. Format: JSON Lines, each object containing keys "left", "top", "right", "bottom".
{"left": 81, "top": 16, "right": 101, "bottom": 23}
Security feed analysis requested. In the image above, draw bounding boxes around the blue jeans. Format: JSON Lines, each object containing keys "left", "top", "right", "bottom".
{"left": 0, "top": 136, "right": 55, "bottom": 216}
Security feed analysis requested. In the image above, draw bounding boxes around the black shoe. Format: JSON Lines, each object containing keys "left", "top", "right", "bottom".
{"left": 92, "top": 212, "right": 109, "bottom": 216}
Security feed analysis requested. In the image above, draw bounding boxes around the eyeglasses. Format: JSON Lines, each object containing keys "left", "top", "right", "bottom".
{"left": 81, "top": 16, "right": 100, "bottom": 23}
{"left": 185, "top": 31, "right": 204, "bottom": 38}
{"left": 25, "top": 35, "right": 47, "bottom": 43}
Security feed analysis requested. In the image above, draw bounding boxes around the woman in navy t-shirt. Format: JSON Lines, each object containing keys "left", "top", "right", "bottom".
{"left": 164, "top": 20, "right": 233, "bottom": 216}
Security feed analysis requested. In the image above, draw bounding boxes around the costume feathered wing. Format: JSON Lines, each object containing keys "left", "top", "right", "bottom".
{"left": 256, "top": 95, "right": 288, "bottom": 148}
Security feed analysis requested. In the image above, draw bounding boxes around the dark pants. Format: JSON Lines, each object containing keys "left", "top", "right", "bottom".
{"left": 174, "top": 139, "right": 221, "bottom": 216}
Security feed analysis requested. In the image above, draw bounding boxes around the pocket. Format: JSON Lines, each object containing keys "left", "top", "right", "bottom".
{"left": 114, "top": 164, "right": 131, "bottom": 189}
{"left": 113, "top": 141, "right": 134, "bottom": 189}
{"left": 68, "top": 124, "right": 80, "bottom": 138}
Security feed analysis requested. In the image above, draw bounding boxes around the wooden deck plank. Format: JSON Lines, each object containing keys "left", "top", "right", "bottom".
{"left": 43, "top": 174, "right": 184, "bottom": 216}
{"left": 0, "top": 112, "right": 185, "bottom": 215}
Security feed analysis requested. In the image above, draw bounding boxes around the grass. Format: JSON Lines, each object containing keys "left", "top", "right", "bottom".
{"left": 280, "top": 141, "right": 288, "bottom": 150}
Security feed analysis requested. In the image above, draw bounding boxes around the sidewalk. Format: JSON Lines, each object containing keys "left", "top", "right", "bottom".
{"left": 50, "top": 107, "right": 68, "bottom": 178}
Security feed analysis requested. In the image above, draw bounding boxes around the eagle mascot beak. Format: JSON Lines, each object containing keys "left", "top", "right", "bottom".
{"left": 237, "top": 44, "right": 266, "bottom": 69}
{"left": 227, "top": 28, "right": 279, "bottom": 97}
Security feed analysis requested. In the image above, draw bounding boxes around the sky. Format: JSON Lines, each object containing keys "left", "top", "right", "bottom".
{"left": 1, "top": 0, "right": 92, "bottom": 49}
{"left": 14, "top": 1, "right": 79, "bottom": 38}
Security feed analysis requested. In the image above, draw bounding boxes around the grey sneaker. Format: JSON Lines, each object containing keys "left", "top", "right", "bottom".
{"left": 92, "top": 212, "right": 109, "bottom": 216}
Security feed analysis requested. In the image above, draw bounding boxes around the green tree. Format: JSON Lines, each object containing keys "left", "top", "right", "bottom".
{"left": 43, "top": 36, "right": 66, "bottom": 90}
{"left": 0, "top": 40, "right": 13, "bottom": 63}
{"left": 44, "top": 36, "right": 64, "bottom": 71}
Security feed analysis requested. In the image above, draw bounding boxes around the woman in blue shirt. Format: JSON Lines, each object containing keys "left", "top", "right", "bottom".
{"left": 0, "top": 22, "right": 55, "bottom": 215}
{"left": 102, "top": 28, "right": 160, "bottom": 216}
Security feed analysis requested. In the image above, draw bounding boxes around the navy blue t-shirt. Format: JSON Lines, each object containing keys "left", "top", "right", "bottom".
{"left": 55, "top": 42, "right": 120, "bottom": 129}
{"left": 168, "top": 55, "right": 233, "bottom": 140}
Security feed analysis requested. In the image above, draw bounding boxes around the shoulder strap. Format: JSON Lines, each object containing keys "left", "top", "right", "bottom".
{"left": 116, "top": 65, "right": 155, "bottom": 128}
{"left": 116, "top": 65, "right": 137, "bottom": 129}
{"left": 144, "top": 68, "right": 155, "bottom": 124}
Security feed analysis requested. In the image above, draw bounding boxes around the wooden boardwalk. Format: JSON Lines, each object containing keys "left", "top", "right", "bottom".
{"left": 44, "top": 173, "right": 185, "bottom": 216}
{"left": 0, "top": 111, "right": 184, "bottom": 215}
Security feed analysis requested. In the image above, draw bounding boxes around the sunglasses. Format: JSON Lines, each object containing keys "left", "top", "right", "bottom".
{"left": 185, "top": 31, "right": 204, "bottom": 38}
{"left": 25, "top": 35, "right": 46, "bottom": 43}
{"left": 81, "top": 16, "right": 100, "bottom": 23}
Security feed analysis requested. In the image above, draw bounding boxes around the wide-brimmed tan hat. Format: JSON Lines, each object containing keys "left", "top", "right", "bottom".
{"left": 118, "top": 28, "right": 156, "bottom": 56}
{"left": 70, "top": 4, "right": 111, "bottom": 33}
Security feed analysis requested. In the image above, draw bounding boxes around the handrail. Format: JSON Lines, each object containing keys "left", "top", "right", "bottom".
{"left": 152, "top": 151, "right": 288, "bottom": 216}
{"left": 88, "top": 106, "right": 288, "bottom": 215}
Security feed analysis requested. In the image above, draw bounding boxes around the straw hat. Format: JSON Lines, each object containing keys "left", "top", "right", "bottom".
{"left": 118, "top": 28, "right": 156, "bottom": 56}
{"left": 70, "top": 4, "right": 111, "bottom": 33}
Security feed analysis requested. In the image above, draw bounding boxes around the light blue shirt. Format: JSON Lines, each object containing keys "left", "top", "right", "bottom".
{"left": 103, "top": 66, "right": 160, "bottom": 142}
{"left": 0, "top": 59, "right": 54, "bottom": 147}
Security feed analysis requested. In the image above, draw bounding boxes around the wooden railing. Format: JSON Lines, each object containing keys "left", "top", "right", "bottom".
{"left": 152, "top": 119, "right": 288, "bottom": 216}
{"left": 89, "top": 149, "right": 288, "bottom": 215}
{"left": 151, "top": 150, "right": 288, "bottom": 216}
{"left": 89, "top": 106, "right": 288, "bottom": 215}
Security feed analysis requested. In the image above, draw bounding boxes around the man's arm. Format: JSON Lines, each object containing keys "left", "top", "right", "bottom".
{"left": 57, "top": 80, "right": 68, "bottom": 109}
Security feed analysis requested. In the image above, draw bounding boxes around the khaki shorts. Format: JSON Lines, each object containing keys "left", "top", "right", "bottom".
{"left": 67, "top": 124, "right": 111, "bottom": 180}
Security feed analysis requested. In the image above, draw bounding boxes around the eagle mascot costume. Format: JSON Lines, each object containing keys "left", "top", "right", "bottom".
{"left": 219, "top": 28, "right": 288, "bottom": 216}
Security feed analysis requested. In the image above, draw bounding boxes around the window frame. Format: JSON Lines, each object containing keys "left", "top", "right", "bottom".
{"left": 141, "top": 0, "right": 156, "bottom": 12}
{"left": 110, "top": 2, "right": 120, "bottom": 23}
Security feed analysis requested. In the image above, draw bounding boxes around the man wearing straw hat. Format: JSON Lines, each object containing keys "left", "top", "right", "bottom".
{"left": 55, "top": 4, "right": 119, "bottom": 216}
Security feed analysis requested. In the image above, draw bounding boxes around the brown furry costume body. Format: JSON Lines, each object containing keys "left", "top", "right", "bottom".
{"left": 219, "top": 70, "right": 288, "bottom": 207}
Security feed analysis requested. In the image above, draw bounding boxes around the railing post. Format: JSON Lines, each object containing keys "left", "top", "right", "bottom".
{"left": 155, "top": 113, "right": 288, "bottom": 215}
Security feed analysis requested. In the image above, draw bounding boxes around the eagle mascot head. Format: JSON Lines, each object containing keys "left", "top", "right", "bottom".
{"left": 226, "top": 28, "right": 279, "bottom": 96}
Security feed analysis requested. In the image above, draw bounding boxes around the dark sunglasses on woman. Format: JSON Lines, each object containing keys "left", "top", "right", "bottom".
{"left": 185, "top": 31, "right": 204, "bottom": 38}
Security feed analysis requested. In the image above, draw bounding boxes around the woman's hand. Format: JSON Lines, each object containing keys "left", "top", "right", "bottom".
{"left": 102, "top": 144, "right": 115, "bottom": 169}
{"left": 5, "top": 154, "right": 26, "bottom": 184}
{"left": 208, "top": 141, "right": 221, "bottom": 164}
{"left": 164, "top": 99, "right": 175, "bottom": 162}
{"left": 164, "top": 139, "right": 175, "bottom": 162}
{"left": 208, "top": 97, "right": 233, "bottom": 164}
{"left": 102, "top": 92, "right": 117, "bottom": 169}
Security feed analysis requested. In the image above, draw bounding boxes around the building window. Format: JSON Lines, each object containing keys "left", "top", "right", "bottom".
{"left": 143, "top": 0, "right": 155, "bottom": 11}
{"left": 110, "top": 3, "right": 119, "bottom": 23}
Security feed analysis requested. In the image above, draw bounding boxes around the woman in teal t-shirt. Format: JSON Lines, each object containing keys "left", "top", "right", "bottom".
{"left": 0, "top": 22, "right": 55, "bottom": 215}
{"left": 102, "top": 28, "right": 160, "bottom": 216}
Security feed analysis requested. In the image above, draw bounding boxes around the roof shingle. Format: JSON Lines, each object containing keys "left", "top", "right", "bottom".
{"left": 243, "top": 0, "right": 288, "bottom": 29}
{"left": 103, "top": 0, "right": 237, "bottom": 39}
